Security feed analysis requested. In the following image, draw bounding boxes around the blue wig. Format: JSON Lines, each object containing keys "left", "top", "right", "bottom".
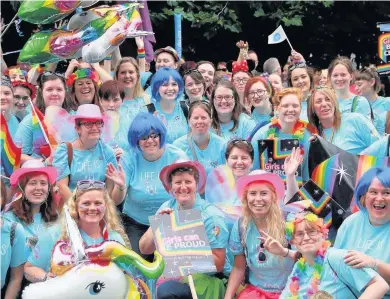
{"left": 151, "top": 67, "right": 184, "bottom": 102}
{"left": 128, "top": 112, "right": 167, "bottom": 152}
{"left": 354, "top": 167, "right": 390, "bottom": 210}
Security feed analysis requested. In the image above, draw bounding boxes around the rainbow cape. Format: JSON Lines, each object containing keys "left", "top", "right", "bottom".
{"left": 1, "top": 114, "right": 21, "bottom": 176}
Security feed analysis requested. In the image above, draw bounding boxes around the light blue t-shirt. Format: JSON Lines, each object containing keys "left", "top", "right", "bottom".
{"left": 299, "top": 99, "right": 309, "bottom": 122}
{"left": 155, "top": 100, "right": 189, "bottom": 144}
{"left": 1, "top": 217, "right": 26, "bottom": 288}
{"left": 158, "top": 195, "right": 231, "bottom": 275}
{"left": 4, "top": 212, "right": 48, "bottom": 259}
{"left": 322, "top": 113, "right": 380, "bottom": 154}
{"left": 251, "top": 109, "right": 272, "bottom": 126}
{"left": 338, "top": 95, "right": 372, "bottom": 120}
{"left": 361, "top": 135, "right": 390, "bottom": 157}
{"left": 7, "top": 114, "right": 19, "bottom": 140}
{"left": 251, "top": 122, "right": 313, "bottom": 181}
{"left": 214, "top": 113, "right": 256, "bottom": 142}
{"left": 280, "top": 248, "right": 377, "bottom": 299}
{"left": 229, "top": 218, "right": 294, "bottom": 292}
{"left": 173, "top": 133, "right": 227, "bottom": 176}
{"left": 52, "top": 140, "right": 118, "bottom": 191}
{"left": 122, "top": 144, "right": 187, "bottom": 225}
{"left": 370, "top": 96, "right": 390, "bottom": 135}
{"left": 28, "top": 224, "right": 125, "bottom": 272}
{"left": 113, "top": 97, "right": 149, "bottom": 152}
{"left": 140, "top": 72, "right": 153, "bottom": 89}
{"left": 14, "top": 113, "right": 43, "bottom": 158}
{"left": 334, "top": 211, "right": 390, "bottom": 298}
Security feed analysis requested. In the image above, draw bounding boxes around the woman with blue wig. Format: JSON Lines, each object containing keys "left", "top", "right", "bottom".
{"left": 334, "top": 167, "right": 390, "bottom": 297}
{"left": 119, "top": 112, "right": 187, "bottom": 258}
{"left": 151, "top": 67, "right": 189, "bottom": 143}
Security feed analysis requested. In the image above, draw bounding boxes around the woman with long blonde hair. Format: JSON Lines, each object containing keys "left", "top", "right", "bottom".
{"left": 308, "top": 86, "right": 379, "bottom": 154}
{"left": 225, "top": 170, "right": 296, "bottom": 299}
{"left": 24, "top": 181, "right": 129, "bottom": 283}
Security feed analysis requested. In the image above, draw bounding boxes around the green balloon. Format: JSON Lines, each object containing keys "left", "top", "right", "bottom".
{"left": 18, "top": 31, "right": 60, "bottom": 64}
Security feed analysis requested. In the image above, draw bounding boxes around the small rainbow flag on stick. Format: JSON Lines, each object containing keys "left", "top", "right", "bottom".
{"left": 30, "top": 101, "right": 57, "bottom": 153}
{"left": 1, "top": 114, "right": 21, "bottom": 177}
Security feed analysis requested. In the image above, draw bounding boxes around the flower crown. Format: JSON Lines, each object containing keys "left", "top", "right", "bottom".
{"left": 285, "top": 212, "right": 328, "bottom": 241}
{"left": 66, "top": 68, "right": 99, "bottom": 87}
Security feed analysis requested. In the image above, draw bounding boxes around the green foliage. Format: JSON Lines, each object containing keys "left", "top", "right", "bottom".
{"left": 150, "top": 1, "right": 336, "bottom": 39}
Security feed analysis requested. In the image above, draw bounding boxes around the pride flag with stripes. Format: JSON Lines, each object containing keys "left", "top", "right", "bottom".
{"left": 31, "top": 105, "right": 57, "bottom": 154}
{"left": 1, "top": 114, "right": 21, "bottom": 176}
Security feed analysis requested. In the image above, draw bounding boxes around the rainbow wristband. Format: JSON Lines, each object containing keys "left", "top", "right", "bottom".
{"left": 137, "top": 48, "right": 145, "bottom": 59}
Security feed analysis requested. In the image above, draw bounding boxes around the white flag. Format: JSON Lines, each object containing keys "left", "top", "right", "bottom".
{"left": 268, "top": 25, "right": 287, "bottom": 44}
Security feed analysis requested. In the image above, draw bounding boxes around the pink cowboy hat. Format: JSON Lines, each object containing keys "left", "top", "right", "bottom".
{"left": 10, "top": 160, "right": 57, "bottom": 187}
{"left": 70, "top": 104, "right": 107, "bottom": 122}
{"left": 236, "top": 170, "right": 285, "bottom": 203}
{"left": 160, "top": 159, "right": 207, "bottom": 194}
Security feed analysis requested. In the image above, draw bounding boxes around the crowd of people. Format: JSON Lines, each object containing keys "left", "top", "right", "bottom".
{"left": 1, "top": 33, "right": 390, "bottom": 299}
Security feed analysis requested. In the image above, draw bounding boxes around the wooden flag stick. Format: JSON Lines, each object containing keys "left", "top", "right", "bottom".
{"left": 188, "top": 275, "right": 198, "bottom": 299}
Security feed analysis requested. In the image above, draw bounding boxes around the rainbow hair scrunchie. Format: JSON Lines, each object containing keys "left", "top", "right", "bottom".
{"left": 285, "top": 212, "right": 329, "bottom": 242}
{"left": 66, "top": 68, "right": 100, "bottom": 87}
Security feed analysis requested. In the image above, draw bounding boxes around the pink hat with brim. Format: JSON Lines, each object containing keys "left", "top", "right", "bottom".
{"left": 160, "top": 160, "right": 206, "bottom": 194}
{"left": 70, "top": 104, "right": 107, "bottom": 122}
{"left": 236, "top": 170, "right": 285, "bottom": 203}
{"left": 10, "top": 160, "right": 57, "bottom": 187}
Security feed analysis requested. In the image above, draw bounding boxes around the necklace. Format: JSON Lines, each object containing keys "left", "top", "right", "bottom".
{"left": 287, "top": 240, "right": 331, "bottom": 299}
{"left": 321, "top": 127, "right": 335, "bottom": 143}
{"left": 78, "top": 139, "right": 98, "bottom": 153}
{"left": 266, "top": 118, "right": 317, "bottom": 153}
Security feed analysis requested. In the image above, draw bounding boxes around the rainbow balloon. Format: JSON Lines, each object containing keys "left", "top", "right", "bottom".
{"left": 19, "top": 10, "right": 120, "bottom": 64}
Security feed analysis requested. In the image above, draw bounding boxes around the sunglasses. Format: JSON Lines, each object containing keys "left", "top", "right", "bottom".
{"left": 38, "top": 71, "right": 66, "bottom": 88}
{"left": 288, "top": 62, "right": 307, "bottom": 72}
{"left": 77, "top": 180, "right": 105, "bottom": 190}
{"left": 183, "top": 68, "right": 202, "bottom": 76}
{"left": 258, "top": 242, "right": 267, "bottom": 263}
{"left": 230, "top": 138, "right": 251, "bottom": 146}
{"left": 217, "top": 68, "right": 227, "bottom": 72}
{"left": 140, "top": 132, "right": 160, "bottom": 141}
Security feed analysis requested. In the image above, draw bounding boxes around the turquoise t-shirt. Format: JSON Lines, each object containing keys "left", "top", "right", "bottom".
{"left": 299, "top": 99, "right": 309, "bottom": 122}
{"left": 334, "top": 211, "right": 390, "bottom": 298}
{"left": 214, "top": 113, "right": 256, "bottom": 142}
{"left": 173, "top": 133, "right": 227, "bottom": 176}
{"left": 4, "top": 212, "right": 48, "bottom": 259}
{"left": 280, "top": 248, "right": 377, "bottom": 298}
{"left": 141, "top": 72, "right": 153, "bottom": 89}
{"left": 14, "top": 113, "right": 43, "bottom": 158}
{"left": 114, "top": 97, "right": 149, "bottom": 152}
{"left": 52, "top": 140, "right": 118, "bottom": 191}
{"left": 251, "top": 109, "right": 272, "bottom": 126}
{"left": 7, "top": 114, "right": 19, "bottom": 140}
{"left": 322, "top": 113, "right": 380, "bottom": 154}
{"left": 157, "top": 195, "right": 231, "bottom": 275}
{"left": 229, "top": 218, "right": 294, "bottom": 292}
{"left": 338, "top": 95, "right": 372, "bottom": 119}
{"left": 251, "top": 122, "right": 312, "bottom": 181}
{"left": 155, "top": 100, "right": 189, "bottom": 144}
{"left": 361, "top": 135, "right": 390, "bottom": 157}
{"left": 122, "top": 144, "right": 187, "bottom": 225}
{"left": 1, "top": 217, "right": 26, "bottom": 288}
{"left": 370, "top": 96, "right": 390, "bottom": 135}
{"left": 28, "top": 224, "right": 125, "bottom": 272}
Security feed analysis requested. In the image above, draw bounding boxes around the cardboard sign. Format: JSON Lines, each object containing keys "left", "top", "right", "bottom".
{"left": 149, "top": 209, "right": 216, "bottom": 279}
{"left": 377, "top": 32, "right": 390, "bottom": 76}
{"left": 258, "top": 139, "right": 302, "bottom": 185}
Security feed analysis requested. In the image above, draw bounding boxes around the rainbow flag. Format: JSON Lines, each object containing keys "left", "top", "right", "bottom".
{"left": 1, "top": 114, "right": 21, "bottom": 176}
{"left": 31, "top": 105, "right": 57, "bottom": 150}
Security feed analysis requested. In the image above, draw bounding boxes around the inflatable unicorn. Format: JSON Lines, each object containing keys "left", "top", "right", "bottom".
{"left": 22, "top": 207, "right": 164, "bottom": 299}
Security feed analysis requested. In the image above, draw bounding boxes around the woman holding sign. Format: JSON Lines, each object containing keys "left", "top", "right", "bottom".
{"left": 224, "top": 170, "right": 296, "bottom": 299}
{"left": 139, "top": 160, "right": 231, "bottom": 299}
{"left": 308, "top": 86, "right": 379, "bottom": 154}
{"left": 250, "top": 88, "right": 317, "bottom": 182}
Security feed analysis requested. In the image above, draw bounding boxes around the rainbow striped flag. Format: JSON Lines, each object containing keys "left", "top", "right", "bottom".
{"left": 1, "top": 114, "right": 21, "bottom": 176}
{"left": 31, "top": 105, "right": 57, "bottom": 150}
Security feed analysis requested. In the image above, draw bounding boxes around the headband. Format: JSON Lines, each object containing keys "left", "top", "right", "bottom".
{"left": 66, "top": 68, "right": 100, "bottom": 87}
{"left": 285, "top": 212, "right": 328, "bottom": 241}
{"left": 7, "top": 67, "right": 28, "bottom": 78}
{"left": 1, "top": 75, "right": 13, "bottom": 90}
{"left": 12, "top": 81, "right": 37, "bottom": 99}
{"left": 232, "top": 60, "right": 249, "bottom": 73}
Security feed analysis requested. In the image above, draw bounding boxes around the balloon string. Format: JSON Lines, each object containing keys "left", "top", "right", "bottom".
{"left": 1, "top": 13, "right": 18, "bottom": 39}
{"left": 1, "top": 50, "right": 22, "bottom": 56}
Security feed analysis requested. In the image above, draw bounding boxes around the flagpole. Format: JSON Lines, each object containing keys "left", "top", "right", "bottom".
{"left": 285, "top": 36, "right": 294, "bottom": 51}
{"left": 29, "top": 99, "right": 53, "bottom": 151}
